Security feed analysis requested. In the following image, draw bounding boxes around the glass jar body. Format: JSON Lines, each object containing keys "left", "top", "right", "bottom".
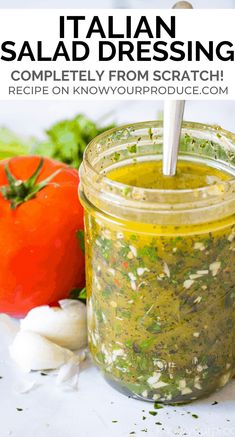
{"left": 79, "top": 122, "right": 235, "bottom": 403}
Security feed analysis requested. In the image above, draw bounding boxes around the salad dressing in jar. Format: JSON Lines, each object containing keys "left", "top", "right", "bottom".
{"left": 79, "top": 121, "right": 235, "bottom": 404}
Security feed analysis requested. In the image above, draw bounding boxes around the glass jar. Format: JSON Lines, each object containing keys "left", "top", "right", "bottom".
{"left": 79, "top": 121, "right": 235, "bottom": 404}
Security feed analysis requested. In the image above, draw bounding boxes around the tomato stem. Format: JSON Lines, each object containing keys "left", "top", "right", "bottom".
{"left": 1, "top": 158, "right": 61, "bottom": 209}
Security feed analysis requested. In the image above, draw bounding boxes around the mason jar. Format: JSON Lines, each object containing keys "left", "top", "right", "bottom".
{"left": 79, "top": 121, "right": 235, "bottom": 404}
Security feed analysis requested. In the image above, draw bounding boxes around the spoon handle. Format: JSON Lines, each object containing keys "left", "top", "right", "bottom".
{"left": 173, "top": 1, "right": 193, "bottom": 8}
{"left": 163, "top": 100, "right": 185, "bottom": 176}
{"left": 162, "top": 1, "right": 193, "bottom": 176}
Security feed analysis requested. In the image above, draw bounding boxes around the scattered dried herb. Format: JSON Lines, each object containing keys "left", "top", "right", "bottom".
{"left": 149, "top": 411, "right": 157, "bottom": 416}
{"left": 154, "top": 403, "right": 163, "bottom": 410}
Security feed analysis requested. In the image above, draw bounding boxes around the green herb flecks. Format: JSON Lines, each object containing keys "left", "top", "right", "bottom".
{"left": 154, "top": 403, "right": 164, "bottom": 410}
{"left": 76, "top": 229, "right": 85, "bottom": 253}
{"left": 127, "top": 144, "right": 137, "bottom": 154}
{"left": 69, "top": 287, "right": 86, "bottom": 302}
{"left": 149, "top": 411, "right": 158, "bottom": 416}
{"left": 113, "top": 152, "right": 121, "bottom": 162}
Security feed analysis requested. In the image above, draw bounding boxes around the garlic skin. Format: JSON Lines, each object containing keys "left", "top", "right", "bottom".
{"left": 9, "top": 331, "right": 74, "bottom": 373}
{"left": 20, "top": 299, "right": 87, "bottom": 350}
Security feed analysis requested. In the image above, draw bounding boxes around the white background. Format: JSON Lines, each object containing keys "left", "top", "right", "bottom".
{"left": 2, "top": 0, "right": 235, "bottom": 9}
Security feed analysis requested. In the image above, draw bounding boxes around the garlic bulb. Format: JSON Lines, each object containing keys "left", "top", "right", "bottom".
{"left": 21, "top": 299, "right": 87, "bottom": 350}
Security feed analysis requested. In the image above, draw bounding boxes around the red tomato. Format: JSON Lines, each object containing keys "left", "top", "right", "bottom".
{"left": 0, "top": 156, "right": 85, "bottom": 316}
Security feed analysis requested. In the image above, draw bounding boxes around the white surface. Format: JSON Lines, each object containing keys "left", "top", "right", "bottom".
{"left": 1, "top": 321, "right": 235, "bottom": 437}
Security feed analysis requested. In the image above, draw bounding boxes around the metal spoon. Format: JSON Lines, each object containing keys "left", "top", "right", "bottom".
{"left": 162, "top": 1, "right": 193, "bottom": 176}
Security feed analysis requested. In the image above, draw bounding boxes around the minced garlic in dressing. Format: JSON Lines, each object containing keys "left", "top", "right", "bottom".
{"left": 85, "top": 160, "right": 235, "bottom": 403}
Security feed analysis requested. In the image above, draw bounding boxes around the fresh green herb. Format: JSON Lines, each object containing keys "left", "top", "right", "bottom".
{"left": 0, "top": 127, "right": 31, "bottom": 159}
{"left": 155, "top": 422, "right": 162, "bottom": 426}
{"left": 69, "top": 287, "right": 86, "bottom": 301}
{"left": 112, "top": 420, "right": 118, "bottom": 423}
{"left": 76, "top": 229, "right": 85, "bottom": 253}
{"left": 192, "top": 414, "right": 199, "bottom": 419}
{"left": 34, "top": 114, "right": 115, "bottom": 169}
{"left": 142, "top": 416, "right": 146, "bottom": 420}
{"left": 0, "top": 115, "right": 115, "bottom": 168}
{"left": 16, "top": 408, "right": 23, "bottom": 412}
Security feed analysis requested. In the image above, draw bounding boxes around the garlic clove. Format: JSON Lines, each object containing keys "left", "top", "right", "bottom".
{"left": 20, "top": 299, "right": 87, "bottom": 351}
{"left": 9, "top": 330, "right": 74, "bottom": 373}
